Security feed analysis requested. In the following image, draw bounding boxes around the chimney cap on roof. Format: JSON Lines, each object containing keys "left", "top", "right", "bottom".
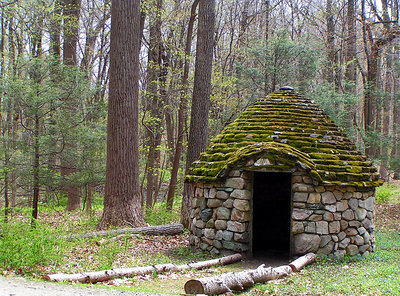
{"left": 280, "top": 86, "right": 294, "bottom": 91}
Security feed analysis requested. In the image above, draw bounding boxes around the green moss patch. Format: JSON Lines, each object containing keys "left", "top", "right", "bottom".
{"left": 186, "top": 89, "right": 382, "bottom": 188}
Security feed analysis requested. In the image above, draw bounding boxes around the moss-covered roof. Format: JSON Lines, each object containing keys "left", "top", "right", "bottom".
{"left": 186, "top": 88, "right": 382, "bottom": 188}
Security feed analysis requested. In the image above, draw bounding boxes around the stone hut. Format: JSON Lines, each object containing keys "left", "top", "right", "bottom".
{"left": 186, "top": 87, "right": 382, "bottom": 258}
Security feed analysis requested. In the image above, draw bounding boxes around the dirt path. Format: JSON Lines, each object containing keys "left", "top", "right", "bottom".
{"left": 0, "top": 276, "right": 174, "bottom": 296}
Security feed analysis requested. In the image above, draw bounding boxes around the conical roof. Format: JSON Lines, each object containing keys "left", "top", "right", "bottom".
{"left": 186, "top": 88, "right": 382, "bottom": 188}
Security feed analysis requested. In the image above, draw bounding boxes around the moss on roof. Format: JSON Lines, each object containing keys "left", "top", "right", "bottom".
{"left": 186, "top": 88, "right": 383, "bottom": 188}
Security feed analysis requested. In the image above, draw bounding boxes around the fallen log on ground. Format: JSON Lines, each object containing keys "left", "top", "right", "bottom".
{"left": 289, "top": 252, "right": 316, "bottom": 272}
{"left": 44, "top": 253, "right": 242, "bottom": 283}
{"left": 184, "top": 253, "right": 316, "bottom": 295}
{"left": 65, "top": 223, "right": 184, "bottom": 241}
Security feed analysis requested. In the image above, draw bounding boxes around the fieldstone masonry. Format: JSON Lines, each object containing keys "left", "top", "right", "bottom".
{"left": 186, "top": 88, "right": 381, "bottom": 257}
{"left": 189, "top": 165, "right": 375, "bottom": 257}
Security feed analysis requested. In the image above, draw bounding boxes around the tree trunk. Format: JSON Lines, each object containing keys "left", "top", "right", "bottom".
{"left": 31, "top": 112, "right": 40, "bottom": 226}
{"left": 181, "top": 0, "right": 215, "bottom": 227}
{"left": 326, "top": 0, "right": 336, "bottom": 85}
{"left": 144, "top": 0, "right": 164, "bottom": 209}
{"left": 98, "top": 0, "right": 145, "bottom": 229}
{"left": 67, "top": 223, "right": 184, "bottom": 240}
{"left": 345, "top": 0, "right": 356, "bottom": 87}
{"left": 264, "top": 0, "right": 270, "bottom": 95}
{"left": 45, "top": 253, "right": 242, "bottom": 283}
{"left": 62, "top": 0, "right": 82, "bottom": 211}
{"left": 184, "top": 253, "right": 316, "bottom": 295}
{"left": 166, "top": 0, "right": 199, "bottom": 210}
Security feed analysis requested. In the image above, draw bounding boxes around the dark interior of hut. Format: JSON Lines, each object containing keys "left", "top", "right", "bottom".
{"left": 252, "top": 172, "right": 292, "bottom": 260}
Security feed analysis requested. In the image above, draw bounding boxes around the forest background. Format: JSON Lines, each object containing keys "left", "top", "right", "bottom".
{"left": 0, "top": 0, "right": 400, "bottom": 225}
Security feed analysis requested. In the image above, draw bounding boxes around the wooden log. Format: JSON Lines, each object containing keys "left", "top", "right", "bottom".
{"left": 184, "top": 253, "right": 316, "bottom": 295}
{"left": 289, "top": 252, "right": 316, "bottom": 272}
{"left": 44, "top": 253, "right": 242, "bottom": 283}
{"left": 66, "top": 223, "right": 184, "bottom": 241}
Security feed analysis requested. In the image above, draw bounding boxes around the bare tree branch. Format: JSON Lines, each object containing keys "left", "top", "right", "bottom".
{"left": 0, "top": 0, "right": 18, "bottom": 8}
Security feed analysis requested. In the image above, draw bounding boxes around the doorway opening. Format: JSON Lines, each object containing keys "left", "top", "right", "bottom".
{"left": 252, "top": 172, "right": 292, "bottom": 258}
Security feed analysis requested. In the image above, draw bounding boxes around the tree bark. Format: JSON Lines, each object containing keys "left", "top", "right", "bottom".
{"left": 184, "top": 253, "right": 316, "bottom": 295}
{"left": 345, "top": 0, "right": 356, "bottom": 87}
{"left": 45, "top": 253, "right": 242, "bottom": 283}
{"left": 62, "top": 0, "right": 82, "bottom": 211}
{"left": 144, "top": 0, "right": 164, "bottom": 209}
{"left": 66, "top": 223, "right": 184, "bottom": 240}
{"left": 166, "top": 0, "right": 199, "bottom": 210}
{"left": 181, "top": 0, "right": 215, "bottom": 227}
{"left": 98, "top": 0, "right": 145, "bottom": 228}
{"left": 325, "top": 0, "right": 336, "bottom": 85}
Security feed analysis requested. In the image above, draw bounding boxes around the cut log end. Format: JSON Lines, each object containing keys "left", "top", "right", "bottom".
{"left": 289, "top": 253, "right": 316, "bottom": 272}
{"left": 184, "top": 279, "right": 205, "bottom": 294}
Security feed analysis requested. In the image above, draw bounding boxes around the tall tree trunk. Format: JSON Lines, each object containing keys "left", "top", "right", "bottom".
{"left": 264, "top": 0, "right": 270, "bottom": 95}
{"left": 144, "top": 0, "right": 164, "bottom": 209}
{"left": 98, "top": 0, "right": 145, "bottom": 229}
{"left": 181, "top": 0, "right": 215, "bottom": 227}
{"left": 62, "top": 0, "right": 82, "bottom": 211}
{"left": 345, "top": 0, "right": 356, "bottom": 88}
{"left": 166, "top": 0, "right": 199, "bottom": 210}
{"left": 326, "top": 0, "right": 336, "bottom": 85}
{"left": 31, "top": 112, "right": 40, "bottom": 226}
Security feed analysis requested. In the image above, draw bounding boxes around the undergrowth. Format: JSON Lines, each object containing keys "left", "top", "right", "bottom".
{"left": 0, "top": 221, "right": 66, "bottom": 275}
{"left": 376, "top": 183, "right": 400, "bottom": 204}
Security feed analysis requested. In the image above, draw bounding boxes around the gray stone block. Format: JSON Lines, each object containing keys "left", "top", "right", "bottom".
{"left": 207, "top": 198, "right": 223, "bottom": 208}
{"left": 215, "top": 219, "right": 227, "bottom": 230}
{"left": 355, "top": 208, "right": 367, "bottom": 221}
{"left": 233, "top": 199, "right": 250, "bottom": 211}
{"left": 227, "top": 221, "right": 246, "bottom": 233}
{"left": 225, "top": 178, "right": 246, "bottom": 189}
{"left": 293, "top": 192, "right": 308, "bottom": 202}
{"left": 292, "top": 221, "right": 304, "bottom": 234}
{"left": 200, "top": 209, "right": 213, "bottom": 221}
{"left": 216, "top": 191, "right": 229, "bottom": 200}
{"left": 329, "top": 221, "right": 340, "bottom": 234}
{"left": 342, "top": 209, "right": 355, "bottom": 221}
{"left": 230, "top": 189, "right": 251, "bottom": 200}
{"left": 293, "top": 233, "right": 321, "bottom": 255}
{"left": 322, "top": 192, "right": 336, "bottom": 204}
{"left": 292, "top": 208, "right": 313, "bottom": 220}
{"left": 316, "top": 221, "right": 329, "bottom": 234}
{"left": 359, "top": 196, "right": 374, "bottom": 211}
{"left": 216, "top": 207, "right": 231, "bottom": 220}
{"left": 222, "top": 230, "right": 233, "bottom": 241}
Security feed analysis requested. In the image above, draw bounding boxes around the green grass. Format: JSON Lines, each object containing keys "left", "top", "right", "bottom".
{"left": 251, "top": 230, "right": 400, "bottom": 296}
{"left": 376, "top": 183, "right": 400, "bottom": 204}
{"left": 0, "top": 221, "right": 67, "bottom": 275}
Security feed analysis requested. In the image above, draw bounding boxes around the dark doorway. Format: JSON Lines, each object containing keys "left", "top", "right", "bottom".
{"left": 252, "top": 172, "right": 291, "bottom": 258}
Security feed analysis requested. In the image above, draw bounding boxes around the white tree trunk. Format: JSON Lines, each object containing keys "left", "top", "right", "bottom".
{"left": 184, "top": 253, "right": 316, "bottom": 295}
{"left": 44, "top": 253, "right": 242, "bottom": 283}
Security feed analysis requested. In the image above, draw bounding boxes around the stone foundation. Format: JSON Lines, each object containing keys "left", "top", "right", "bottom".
{"left": 189, "top": 167, "right": 375, "bottom": 257}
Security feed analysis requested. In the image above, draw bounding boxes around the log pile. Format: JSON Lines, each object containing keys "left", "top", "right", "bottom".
{"left": 65, "top": 223, "right": 184, "bottom": 241}
{"left": 184, "top": 253, "right": 316, "bottom": 295}
{"left": 44, "top": 253, "right": 242, "bottom": 283}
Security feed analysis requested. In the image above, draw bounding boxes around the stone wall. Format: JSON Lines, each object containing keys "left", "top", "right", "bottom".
{"left": 189, "top": 167, "right": 375, "bottom": 257}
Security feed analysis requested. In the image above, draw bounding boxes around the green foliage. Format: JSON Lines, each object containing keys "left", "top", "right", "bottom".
{"left": 308, "top": 83, "right": 358, "bottom": 132}
{"left": 376, "top": 184, "right": 400, "bottom": 204}
{"left": 236, "top": 33, "right": 319, "bottom": 98}
{"left": 96, "top": 240, "right": 124, "bottom": 270}
{"left": 144, "top": 199, "right": 181, "bottom": 225}
{"left": 0, "top": 221, "right": 66, "bottom": 274}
